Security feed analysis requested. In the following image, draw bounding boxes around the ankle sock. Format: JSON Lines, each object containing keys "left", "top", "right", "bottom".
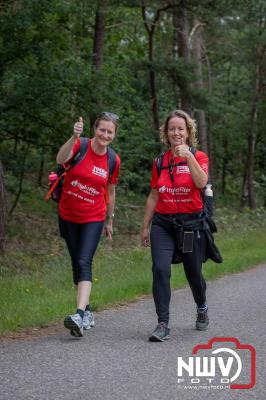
{"left": 197, "top": 304, "right": 208, "bottom": 313}
{"left": 158, "top": 321, "right": 169, "bottom": 328}
{"left": 85, "top": 304, "right": 91, "bottom": 312}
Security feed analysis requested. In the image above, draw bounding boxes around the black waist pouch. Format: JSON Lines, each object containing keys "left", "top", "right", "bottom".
{"left": 152, "top": 212, "right": 222, "bottom": 264}
{"left": 172, "top": 215, "right": 205, "bottom": 264}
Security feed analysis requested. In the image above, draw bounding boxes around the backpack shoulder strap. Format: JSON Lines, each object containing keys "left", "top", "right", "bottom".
{"left": 156, "top": 152, "right": 165, "bottom": 176}
{"left": 189, "top": 146, "right": 197, "bottom": 156}
{"left": 107, "top": 146, "right": 117, "bottom": 177}
{"left": 69, "top": 137, "right": 89, "bottom": 169}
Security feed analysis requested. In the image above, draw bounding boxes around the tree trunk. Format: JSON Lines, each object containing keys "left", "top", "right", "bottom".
{"left": 206, "top": 116, "right": 214, "bottom": 183}
{"left": 172, "top": 3, "right": 192, "bottom": 114}
{"left": 9, "top": 145, "right": 29, "bottom": 216}
{"left": 204, "top": 48, "right": 214, "bottom": 182}
{"left": 141, "top": 2, "right": 164, "bottom": 135}
{"left": 92, "top": 0, "right": 106, "bottom": 71}
{"left": 37, "top": 154, "right": 44, "bottom": 187}
{"left": 192, "top": 20, "right": 208, "bottom": 154}
{"left": 221, "top": 137, "right": 228, "bottom": 195}
{"left": 220, "top": 63, "right": 234, "bottom": 197}
{"left": 13, "top": 135, "right": 18, "bottom": 154}
{"left": 148, "top": 39, "right": 160, "bottom": 133}
{"left": 90, "top": 0, "right": 106, "bottom": 128}
{"left": 172, "top": 6, "right": 181, "bottom": 108}
{"left": 241, "top": 62, "right": 262, "bottom": 209}
{"left": 241, "top": 16, "right": 265, "bottom": 209}
{"left": 0, "top": 160, "right": 6, "bottom": 252}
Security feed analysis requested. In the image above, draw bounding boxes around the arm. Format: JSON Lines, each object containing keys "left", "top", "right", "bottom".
{"left": 56, "top": 117, "right": 83, "bottom": 164}
{"left": 141, "top": 189, "right": 159, "bottom": 247}
{"left": 103, "top": 183, "right": 116, "bottom": 240}
{"left": 186, "top": 151, "right": 208, "bottom": 188}
{"left": 174, "top": 145, "right": 208, "bottom": 188}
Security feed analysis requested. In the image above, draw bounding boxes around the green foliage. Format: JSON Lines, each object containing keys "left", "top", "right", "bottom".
{"left": 0, "top": 0, "right": 265, "bottom": 205}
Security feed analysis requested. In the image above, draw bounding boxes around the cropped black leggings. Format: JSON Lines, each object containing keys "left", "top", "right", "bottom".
{"left": 150, "top": 214, "right": 207, "bottom": 325}
{"left": 59, "top": 217, "right": 104, "bottom": 285}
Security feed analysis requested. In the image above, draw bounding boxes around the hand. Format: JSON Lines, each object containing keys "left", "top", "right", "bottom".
{"left": 73, "top": 116, "right": 83, "bottom": 138}
{"left": 103, "top": 221, "right": 113, "bottom": 240}
{"left": 141, "top": 228, "right": 150, "bottom": 247}
{"left": 174, "top": 138, "right": 190, "bottom": 158}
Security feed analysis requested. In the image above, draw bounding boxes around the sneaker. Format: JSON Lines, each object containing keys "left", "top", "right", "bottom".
{"left": 64, "top": 313, "right": 83, "bottom": 337}
{"left": 196, "top": 310, "right": 209, "bottom": 331}
{"left": 83, "top": 310, "right": 95, "bottom": 330}
{"left": 149, "top": 322, "right": 170, "bottom": 342}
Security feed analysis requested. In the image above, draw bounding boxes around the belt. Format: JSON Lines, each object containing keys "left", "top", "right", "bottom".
{"left": 156, "top": 211, "right": 203, "bottom": 221}
{"left": 154, "top": 212, "right": 206, "bottom": 231}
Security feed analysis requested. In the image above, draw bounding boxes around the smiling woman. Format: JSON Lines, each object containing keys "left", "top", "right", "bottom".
{"left": 55, "top": 113, "right": 120, "bottom": 338}
{"left": 92, "top": 118, "right": 117, "bottom": 154}
{"left": 167, "top": 116, "right": 188, "bottom": 145}
{"left": 141, "top": 109, "right": 219, "bottom": 342}
{"left": 160, "top": 109, "right": 197, "bottom": 148}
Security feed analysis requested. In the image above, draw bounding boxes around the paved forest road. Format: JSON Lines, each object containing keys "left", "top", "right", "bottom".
{"left": 1, "top": 265, "right": 265, "bottom": 400}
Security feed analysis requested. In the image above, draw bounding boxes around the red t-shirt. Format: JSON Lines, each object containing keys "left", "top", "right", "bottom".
{"left": 150, "top": 149, "right": 208, "bottom": 214}
{"left": 59, "top": 138, "right": 120, "bottom": 223}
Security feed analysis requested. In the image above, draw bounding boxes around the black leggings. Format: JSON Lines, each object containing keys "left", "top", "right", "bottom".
{"left": 59, "top": 217, "right": 104, "bottom": 285}
{"left": 150, "top": 214, "right": 207, "bottom": 324}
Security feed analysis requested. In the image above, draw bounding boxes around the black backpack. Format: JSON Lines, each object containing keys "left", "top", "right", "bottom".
{"left": 155, "top": 147, "right": 214, "bottom": 219}
{"left": 45, "top": 137, "right": 117, "bottom": 203}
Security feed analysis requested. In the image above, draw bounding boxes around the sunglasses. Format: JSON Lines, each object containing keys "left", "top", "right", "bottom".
{"left": 100, "top": 111, "right": 119, "bottom": 121}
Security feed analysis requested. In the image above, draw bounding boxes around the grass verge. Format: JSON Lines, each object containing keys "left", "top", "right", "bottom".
{"left": 0, "top": 185, "right": 266, "bottom": 335}
{"left": 1, "top": 225, "right": 266, "bottom": 335}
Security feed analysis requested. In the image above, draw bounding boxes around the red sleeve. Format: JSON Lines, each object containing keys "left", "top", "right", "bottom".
{"left": 195, "top": 151, "right": 209, "bottom": 176}
{"left": 108, "top": 154, "right": 121, "bottom": 185}
{"left": 61, "top": 138, "right": 80, "bottom": 167}
{"left": 150, "top": 159, "right": 159, "bottom": 189}
{"left": 71, "top": 137, "right": 81, "bottom": 158}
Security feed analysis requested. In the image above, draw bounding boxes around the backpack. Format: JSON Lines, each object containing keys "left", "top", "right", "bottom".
{"left": 45, "top": 137, "right": 117, "bottom": 203}
{"left": 155, "top": 147, "right": 214, "bottom": 220}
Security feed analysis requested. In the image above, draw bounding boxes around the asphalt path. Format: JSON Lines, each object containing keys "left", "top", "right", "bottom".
{"left": 1, "top": 264, "right": 265, "bottom": 400}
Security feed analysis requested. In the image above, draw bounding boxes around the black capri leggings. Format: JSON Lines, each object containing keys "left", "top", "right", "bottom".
{"left": 150, "top": 213, "right": 207, "bottom": 325}
{"left": 59, "top": 217, "right": 104, "bottom": 285}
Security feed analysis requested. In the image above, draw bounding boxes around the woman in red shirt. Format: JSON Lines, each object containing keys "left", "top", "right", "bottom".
{"left": 57, "top": 113, "right": 120, "bottom": 337}
{"left": 141, "top": 109, "right": 209, "bottom": 342}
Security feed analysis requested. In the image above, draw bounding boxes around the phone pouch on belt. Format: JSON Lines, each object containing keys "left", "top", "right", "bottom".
{"left": 182, "top": 231, "right": 194, "bottom": 253}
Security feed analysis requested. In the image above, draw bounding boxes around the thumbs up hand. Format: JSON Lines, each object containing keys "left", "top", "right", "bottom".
{"left": 73, "top": 116, "right": 83, "bottom": 138}
{"left": 174, "top": 137, "right": 190, "bottom": 158}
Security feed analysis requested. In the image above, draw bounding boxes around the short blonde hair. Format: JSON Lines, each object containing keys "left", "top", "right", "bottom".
{"left": 160, "top": 109, "right": 198, "bottom": 147}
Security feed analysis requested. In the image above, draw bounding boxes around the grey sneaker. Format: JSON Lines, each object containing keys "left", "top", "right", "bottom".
{"left": 83, "top": 310, "right": 95, "bottom": 330}
{"left": 196, "top": 310, "right": 209, "bottom": 331}
{"left": 149, "top": 322, "right": 170, "bottom": 342}
{"left": 64, "top": 313, "right": 83, "bottom": 337}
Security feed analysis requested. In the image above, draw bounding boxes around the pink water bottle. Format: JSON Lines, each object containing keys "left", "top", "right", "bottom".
{"left": 48, "top": 171, "right": 58, "bottom": 187}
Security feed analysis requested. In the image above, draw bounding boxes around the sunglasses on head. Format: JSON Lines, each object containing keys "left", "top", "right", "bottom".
{"left": 100, "top": 111, "right": 119, "bottom": 121}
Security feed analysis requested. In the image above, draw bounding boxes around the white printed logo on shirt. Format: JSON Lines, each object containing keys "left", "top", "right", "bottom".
{"left": 158, "top": 185, "right": 190, "bottom": 194}
{"left": 70, "top": 180, "right": 100, "bottom": 196}
{"left": 176, "top": 165, "right": 190, "bottom": 174}
{"left": 92, "top": 166, "right": 107, "bottom": 178}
